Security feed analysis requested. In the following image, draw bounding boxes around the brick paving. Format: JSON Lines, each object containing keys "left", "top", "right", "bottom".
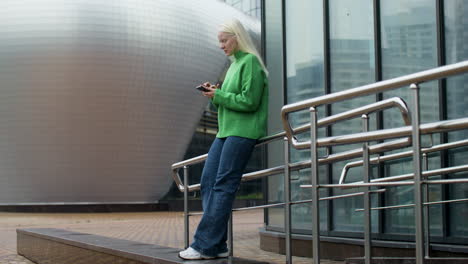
{"left": 0, "top": 209, "right": 343, "bottom": 264}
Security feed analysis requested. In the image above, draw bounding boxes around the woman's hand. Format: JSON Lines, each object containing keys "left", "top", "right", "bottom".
{"left": 201, "top": 82, "right": 219, "bottom": 98}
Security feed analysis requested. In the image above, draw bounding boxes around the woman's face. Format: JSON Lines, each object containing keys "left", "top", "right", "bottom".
{"left": 218, "top": 31, "right": 238, "bottom": 56}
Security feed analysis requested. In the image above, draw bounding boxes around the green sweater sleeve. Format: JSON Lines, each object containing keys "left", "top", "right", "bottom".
{"left": 212, "top": 56, "right": 264, "bottom": 112}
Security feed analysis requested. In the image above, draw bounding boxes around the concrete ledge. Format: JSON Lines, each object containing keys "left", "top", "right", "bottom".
{"left": 17, "top": 228, "right": 268, "bottom": 264}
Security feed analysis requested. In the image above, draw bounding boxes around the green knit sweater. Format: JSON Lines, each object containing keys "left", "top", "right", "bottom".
{"left": 212, "top": 50, "right": 268, "bottom": 140}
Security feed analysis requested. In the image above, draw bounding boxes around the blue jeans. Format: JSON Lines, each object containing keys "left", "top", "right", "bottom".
{"left": 191, "top": 136, "right": 257, "bottom": 257}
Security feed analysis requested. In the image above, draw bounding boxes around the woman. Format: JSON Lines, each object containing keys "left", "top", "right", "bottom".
{"left": 179, "top": 18, "right": 268, "bottom": 260}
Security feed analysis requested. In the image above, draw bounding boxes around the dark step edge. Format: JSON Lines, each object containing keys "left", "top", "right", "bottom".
{"left": 17, "top": 228, "right": 179, "bottom": 264}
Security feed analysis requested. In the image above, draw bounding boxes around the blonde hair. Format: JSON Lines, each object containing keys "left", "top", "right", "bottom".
{"left": 220, "top": 19, "right": 268, "bottom": 76}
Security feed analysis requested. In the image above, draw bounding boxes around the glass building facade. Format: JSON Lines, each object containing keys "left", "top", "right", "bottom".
{"left": 263, "top": 0, "right": 468, "bottom": 252}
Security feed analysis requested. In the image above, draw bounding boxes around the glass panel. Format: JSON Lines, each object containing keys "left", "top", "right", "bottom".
{"left": 333, "top": 162, "right": 380, "bottom": 233}
{"left": 381, "top": 0, "right": 438, "bottom": 125}
{"left": 447, "top": 143, "right": 468, "bottom": 238}
{"left": 284, "top": 0, "right": 326, "bottom": 231}
{"left": 264, "top": 0, "right": 284, "bottom": 152}
{"left": 264, "top": 0, "right": 285, "bottom": 229}
{"left": 286, "top": 1, "right": 324, "bottom": 105}
{"left": 329, "top": 0, "right": 376, "bottom": 232}
{"left": 381, "top": 0, "right": 438, "bottom": 235}
{"left": 445, "top": 0, "right": 468, "bottom": 238}
{"left": 267, "top": 173, "right": 284, "bottom": 229}
{"left": 425, "top": 154, "right": 442, "bottom": 236}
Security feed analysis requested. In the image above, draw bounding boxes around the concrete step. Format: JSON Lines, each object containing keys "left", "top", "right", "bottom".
{"left": 345, "top": 256, "right": 468, "bottom": 264}
{"left": 17, "top": 228, "right": 268, "bottom": 264}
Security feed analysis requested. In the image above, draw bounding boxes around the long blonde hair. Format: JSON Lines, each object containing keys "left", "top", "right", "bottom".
{"left": 219, "top": 19, "right": 268, "bottom": 76}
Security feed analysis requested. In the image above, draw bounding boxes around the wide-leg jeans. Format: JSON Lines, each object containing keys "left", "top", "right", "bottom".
{"left": 190, "top": 136, "right": 257, "bottom": 257}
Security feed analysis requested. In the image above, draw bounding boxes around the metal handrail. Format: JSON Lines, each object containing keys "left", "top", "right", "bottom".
{"left": 186, "top": 189, "right": 386, "bottom": 215}
{"left": 339, "top": 139, "right": 468, "bottom": 184}
{"left": 170, "top": 97, "right": 412, "bottom": 192}
{"left": 281, "top": 60, "right": 468, "bottom": 149}
{"left": 172, "top": 60, "right": 468, "bottom": 263}
{"left": 288, "top": 96, "right": 411, "bottom": 140}
{"left": 301, "top": 117, "right": 468, "bottom": 149}
{"left": 279, "top": 61, "right": 468, "bottom": 264}
{"left": 299, "top": 177, "right": 468, "bottom": 189}
{"left": 171, "top": 138, "right": 411, "bottom": 192}
{"left": 300, "top": 165, "right": 468, "bottom": 189}
{"left": 355, "top": 198, "right": 468, "bottom": 212}
{"left": 192, "top": 140, "right": 408, "bottom": 192}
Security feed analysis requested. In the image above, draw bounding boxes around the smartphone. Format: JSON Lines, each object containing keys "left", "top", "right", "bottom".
{"left": 195, "top": 85, "right": 210, "bottom": 92}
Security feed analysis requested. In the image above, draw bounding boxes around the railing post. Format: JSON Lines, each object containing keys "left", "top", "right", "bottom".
{"left": 362, "top": 114, "right": 372, "bottom": 264}
{"left": 310, "top": 107, "right": 321, "bottom": 264}
{"left": 284, "top": 137, "right": 292, "bottom": 264}
{"left": 183, "top": 166, "right": 190, "bottom": 249}
{"left": 228, "top": 212, "right": 233, "bottom": 256}
{"left": 410, "top": 83, "right": 425, "bottom": 264}
{"left": 423, "top": 153, "right": 430, "bottom": 258}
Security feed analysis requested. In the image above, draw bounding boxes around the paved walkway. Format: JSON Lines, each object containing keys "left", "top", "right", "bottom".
{"left": 0, "top": 209, "right": 343, "bottom": 264}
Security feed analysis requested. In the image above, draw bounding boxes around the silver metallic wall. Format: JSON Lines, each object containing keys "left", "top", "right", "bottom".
{"left": 0, "top": 0, "right": 260, "bottom": 203}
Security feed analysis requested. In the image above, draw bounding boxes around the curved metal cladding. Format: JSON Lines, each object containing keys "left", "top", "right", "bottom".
{"left": 0, "top": 0, "right": 260, "bottom": 203}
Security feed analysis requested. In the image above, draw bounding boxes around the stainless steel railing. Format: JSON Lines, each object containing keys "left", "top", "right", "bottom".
{"left": 339, "top": 139, "right": 468, "bottom": 184}
{"left": 170, "top": 60, "right": 468, "bottom": 263}
{"left": 281, "top": 61, "right": 468, "bottom": 149}
{"left": 280, "top": 60, "right": 468, "bottom": 264}
{"left": 170, "top": 96, "right": 411, "bottom": 192}
{"left": 171, "top": 96, "right": 413, "bottom": 256}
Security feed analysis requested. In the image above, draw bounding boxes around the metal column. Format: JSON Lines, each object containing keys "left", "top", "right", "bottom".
{"left": 362, "top": 114, "right": 372, "bottom": 264}
{"left": 284, "top": 137, "right": 292, "bottom": 263}
{"left": 410, "top": 83, "right": 425, "bottom": 264}
{"left": 310, "top": 107, "right": 321, "bottom": 264}
{"left": 423, "top": 153, "right": 430, "bottom": 258}
{"left": 183, "top": 166, "right": 190, "bottom": 249}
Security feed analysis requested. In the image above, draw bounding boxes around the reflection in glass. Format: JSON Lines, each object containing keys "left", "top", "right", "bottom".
{"left": 329, "top": 0, "right": 376, "bottom": 232}
{"left": 381, "top": 0, "right": 438, "bottom": 125}
{"left": 381, "top": 0, "right": 439, "bottom": 235}
{"left": 281, "top": 0, "right": 326, "bottom": 231}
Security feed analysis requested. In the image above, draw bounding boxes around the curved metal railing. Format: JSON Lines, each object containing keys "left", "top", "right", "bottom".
{"left": 281, "top": 60, "right": 468, "bottom": 149}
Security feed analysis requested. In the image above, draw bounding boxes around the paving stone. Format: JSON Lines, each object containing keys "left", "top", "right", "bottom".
{"left": 0, "top": 254, "right": 34, "bottom": 264}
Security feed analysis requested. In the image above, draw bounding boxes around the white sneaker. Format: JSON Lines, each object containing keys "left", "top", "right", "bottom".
{"left": 178, "top": 247, "right": 215, "bottom": 260}
{"left": 217, "top": 251, "right": 229, "bottom": 258}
